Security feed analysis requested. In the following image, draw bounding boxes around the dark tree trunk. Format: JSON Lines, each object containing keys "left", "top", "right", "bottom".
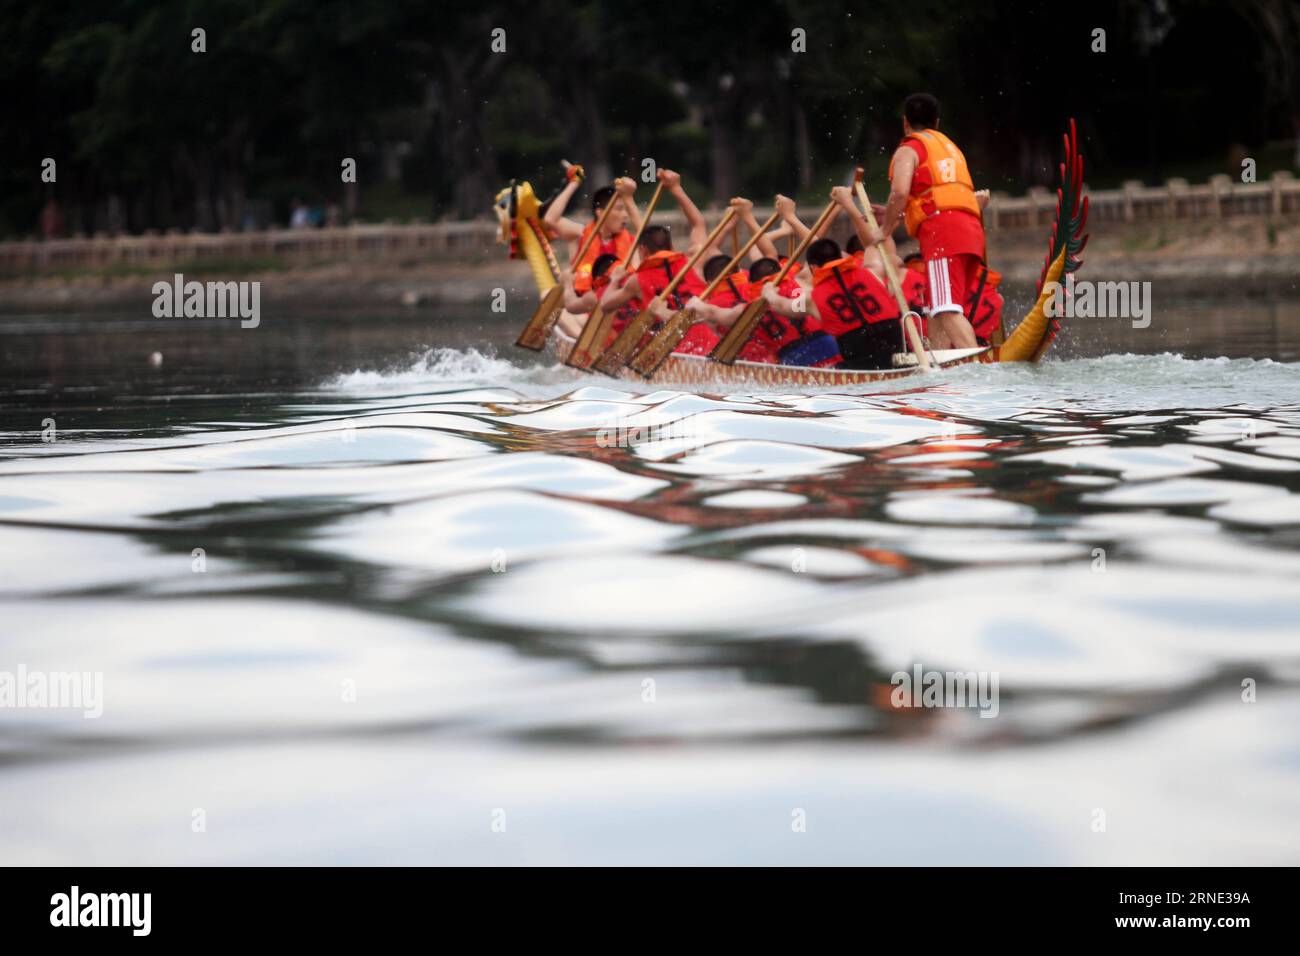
{"left": 570, "top": 81, "right": 611, "bottom": 186}
{"left": 792, "top": 97, "right": 813, "bottom": 193}
{"left": 705, "top": 93, "right": 740, "bottom": 204}
{"left": 433, "top": 48, "right": 505, "bottom": 220}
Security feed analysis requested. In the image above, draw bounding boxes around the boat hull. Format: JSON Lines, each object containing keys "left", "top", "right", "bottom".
{"left": 548, "top": 327, "right": 997, "bottom": 387}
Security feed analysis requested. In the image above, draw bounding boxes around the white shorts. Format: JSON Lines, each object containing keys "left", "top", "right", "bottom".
{"left": 926, "top": 254, "right": 981, "bottom": 318}
{"left": 926, "top": 257, "right": 960, "bottom": 316}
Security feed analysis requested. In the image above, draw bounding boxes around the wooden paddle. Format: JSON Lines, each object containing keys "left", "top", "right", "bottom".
{"left": 855, "top": 171, "right": 930, "bottom": 370}
{"left": 566, "top": 181, "right": 665, "bottom": 369}
{"left": 516, "top": 178, "right": 621, "bottom": 350}
{"left": 709, "top": 184, "right": 848, "bottom": 365}
{"left": 627, "top": 211, "right": 781, "bottom": 378}
{"left": 592, "top": 208, "right": 737, "bottom": 376}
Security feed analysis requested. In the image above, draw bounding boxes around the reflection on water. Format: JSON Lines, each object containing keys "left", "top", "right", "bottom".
{"left": 1, "top": 305, "right": 1300, "bottom": 865}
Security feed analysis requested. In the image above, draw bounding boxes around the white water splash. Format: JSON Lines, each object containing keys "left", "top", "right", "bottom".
{"left": 325, "top": 346, "right": 564, "bottom": 391}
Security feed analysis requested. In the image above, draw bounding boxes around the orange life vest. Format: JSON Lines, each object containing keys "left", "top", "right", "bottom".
{"left": 574, "top": 221, "right": 634, "bottom": 293}
{"left": 890, "top": 128, "right": 981, "bottom": 237}
{"left": 707, "top": 272, "right": 750, "bottom": 309}
{"left": 635, "top": 250, "right": 705, "bottom": 308}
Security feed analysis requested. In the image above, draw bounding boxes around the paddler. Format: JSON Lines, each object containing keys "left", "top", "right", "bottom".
{"left": 595, "top": 170, "right": 721, "bottom": 355}
{"left": 557, "top": 254, "right": 624, "bottom": 337}
{"left": 687, "top": 254, "right": 843, "bottom": 367}
{"left": 759, "top": 186, "right": 905, "bottom": 370}
{"left": 871, "top": 93, "right": 988, "bottom": 350}
{"left": 846, "top": 234, "right": 928, "bottom": 333}
{"left": 556, "top": 252, "right": 668, "bottom": 347}
{"left": 543, "top": 168, "right": 641, "bottom": 294}
{"left": 966, "top": 264, "right": 1006, "bottom": 346}
{"left": 681, "top": 197, "right": 841, "bottom": 368}
{"left": 690, "top": 196, "right": 784, "bottom": 322}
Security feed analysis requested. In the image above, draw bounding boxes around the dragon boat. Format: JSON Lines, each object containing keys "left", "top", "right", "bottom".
{"left": 496, "top": 122, "right": 1088, "bottom": 387}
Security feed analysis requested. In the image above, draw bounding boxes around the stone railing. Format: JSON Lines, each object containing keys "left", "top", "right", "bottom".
{"left": 3, "top": 171, "right": 1296, "bottom": 276}
{"left": 985, "top": 170, "right": 1298, "bottom": 230}
{"left": 0, "top": 222, "right": 498, "bottom": 276}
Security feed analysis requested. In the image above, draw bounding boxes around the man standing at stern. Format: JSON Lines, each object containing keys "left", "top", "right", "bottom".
{"left": 874, "top": 93, "right": 988, "bottom": 350}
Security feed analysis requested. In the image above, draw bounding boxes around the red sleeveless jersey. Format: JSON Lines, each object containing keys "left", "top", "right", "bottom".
{"left": 707, "top": 273, "right": 750, "bottom": 309}
{"left": 594, "top": 273, "right": 643, "bottom": 335}
{"left": 702, "top": 273, "right": 772, "bottom": 362}
{"left": 901, "top": 268, "right": 927, "bottom": 315}
{"left": 810, "top": 257, "right": 900, "bottom": 336}
{"left": 750, "top": 274, "right": 821, "bottom": 357}
{"left": 635, "top": 251, "right": 705, "bottom": 308}
{"left": 971, "top": 287, "right": 1003, "bottom": 341}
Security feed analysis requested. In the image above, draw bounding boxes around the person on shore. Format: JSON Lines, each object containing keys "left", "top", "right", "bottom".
{"left": 40, "top": 198, "right": 67, "bottom": 240}
{"left": 873, "top": 93, "right": 986, "bottom": 350}
{"left": 290, "top": 198, "right": 311, "bottom": 230}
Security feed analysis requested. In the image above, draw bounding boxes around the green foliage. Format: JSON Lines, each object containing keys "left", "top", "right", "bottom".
{"left": 2, "top": 0, "right": 1297, "bottom": 235}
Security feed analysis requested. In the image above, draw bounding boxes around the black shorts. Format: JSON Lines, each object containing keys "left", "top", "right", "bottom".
{"left": 836, "top": 320, "right": 903, "bottom": 370}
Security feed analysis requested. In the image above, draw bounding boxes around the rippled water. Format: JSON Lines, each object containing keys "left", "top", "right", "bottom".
{"left": 3, "top": 309, "right": 1300, "bottom": 865}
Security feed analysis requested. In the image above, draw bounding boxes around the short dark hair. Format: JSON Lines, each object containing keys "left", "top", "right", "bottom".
{"left": 845, "top": 234, "right": 864, "bottom": 255}
{"left": 748, "top": 257, "right": 780, "bottom": 281}
{"left": 902, "top": 251, "right": 923, "bottom": 264}
{"left": 806, "top": 238, "right": 841, "bottom": 268}
{"left": 592, "top": 253, "right": 618, "bottom": 278}
{"left": 903, "top": 93, "right": 939, "bottom": 130}
{"left": 702, "top": 254, "right": 733, "bottom": 282}
{"left": 591, "top": 185, "right": 616, "bottom": 214}
{"left": 639, "top": 225, "right": 673, "bottom": 253}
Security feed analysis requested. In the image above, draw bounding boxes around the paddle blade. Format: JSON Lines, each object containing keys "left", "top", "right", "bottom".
{"left": 515, "top": 285, "right": 565, "bottom": 350}
{"left": 627, "top": 309, "right": 693, "bottom": 378}
{"left": 593, "top": 309, "right": 655, "bottom": 376}
{"left": 567, "top": 305, "right": 614, "bottom": 369}
{"left": 709, "top": 299, "right": 766, "bottom": 365}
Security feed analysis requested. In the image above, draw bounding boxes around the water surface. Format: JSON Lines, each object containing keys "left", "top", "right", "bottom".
{"left": 2, "top": 303, "right": 1299, "bottom": 865}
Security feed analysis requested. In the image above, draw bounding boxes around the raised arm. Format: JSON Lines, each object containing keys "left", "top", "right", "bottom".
{"left": 775, "top": 194, "right": 808, "bottom": 241}
{"left": 660, "top": 169, "right": 708, "bottom": 252}
{"left": 831, "top": 186, "right": 872, "bottom": 249}
{"left": 730, "top": 197, "right": 780, "bottom": 260}
{"left": 876, "top": 144, "right": 917, "bottom": 243}
{"left": 616, "top": 177, "right": 642, "bottom": 234}
{"left": 763, "top": 221, "right": 794, "bottom": 254}
{"left": 542, "top": 172, "right": 585, "bottom": 242}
